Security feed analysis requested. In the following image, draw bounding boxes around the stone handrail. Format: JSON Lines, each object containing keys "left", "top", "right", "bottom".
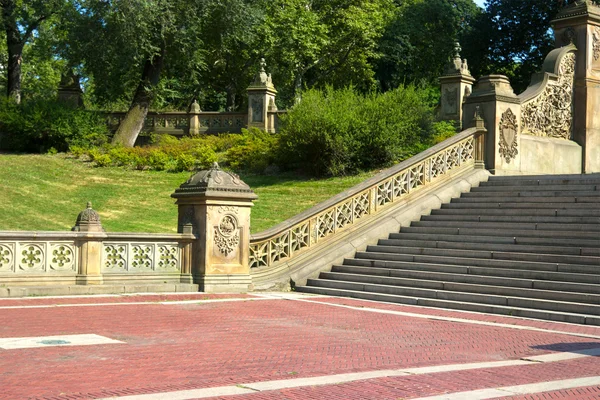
{"left": 249, "top": 125, "right": 486, "bottom": 269}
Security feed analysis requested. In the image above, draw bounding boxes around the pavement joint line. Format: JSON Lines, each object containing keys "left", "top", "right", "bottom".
{"left": 95, "top": 348, "right": 600, "bottom": 400}
{"left": 0, "top": 292, "right": 209, "bottom": 301}
{"left": 411, "top": 376, "right": 600, "bottom": 400}
{"left": 281, "top": 295, "right": 600, "bottom": 340}
{"left": 0, "top": 297, "right": 271, "bottom": 310}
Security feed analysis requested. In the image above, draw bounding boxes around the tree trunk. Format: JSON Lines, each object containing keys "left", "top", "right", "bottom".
{"left": 2, "top": 0, "right": 23, "bottom": 104}
{"left": 112, "top": 49, "right": 165, "bottom": 147}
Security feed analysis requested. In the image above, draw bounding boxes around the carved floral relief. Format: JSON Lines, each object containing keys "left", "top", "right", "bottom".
{"left": 498, "top": 108, "right": 519, "bottom": 164}
{"left": 521, "top": 52, "right": 575, "bottom": 140}
{"left": 214, "top": 215, "right": 240, "bottom": 257}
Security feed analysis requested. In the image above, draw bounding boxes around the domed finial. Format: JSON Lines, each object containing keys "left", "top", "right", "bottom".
{"left": 211, "top": 162, "right": 220, "bottom": 170}
{"left": 72, "top": 201, "right": 103, "bottom": 232}
{"left": 454, "top": 41, "right": 462, "bottom": 59}
{"left": 86, "top": 201, "right": 92, "bottom": 209}
{"left": 259, "top": 58, "right": 266, "bottom": 73}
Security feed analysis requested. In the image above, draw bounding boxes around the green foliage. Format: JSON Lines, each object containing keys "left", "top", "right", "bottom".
{"left": 277, "top": 86, "right": 436, "bottom": 176}
{"left": 0, "top": 98, "right": 109, "bottom": 152}
{"left": 225, "top": 128, "right": 279, "bottom": 173}
{"left": 78, "top": 130, "right": 280, "bottom": 173}
{"left": 431, "top": 121, "right": 458, "bottom": 144}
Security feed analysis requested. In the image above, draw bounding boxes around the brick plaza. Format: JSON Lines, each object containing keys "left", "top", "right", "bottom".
{"left": 1, "top": 292, "right": 600, "bottom": 399}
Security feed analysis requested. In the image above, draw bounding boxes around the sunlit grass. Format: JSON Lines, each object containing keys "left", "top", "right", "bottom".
{"left": 0, "top": 154, "right": 376, "bottom": 234}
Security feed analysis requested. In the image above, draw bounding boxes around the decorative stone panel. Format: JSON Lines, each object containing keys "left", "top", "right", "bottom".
{"left": 0, "top": 243, "right": 15, "bottom": 272}
{"left": 499, "top": 109, "right": 519, "bottom": 163}
{"left": 102, "top": 243, "right": 181, "bottom": 273}
{"left": 0, "top": 241, "right": 77, "bottom": 274}
{"left": 521, "top": 52, "right": 576, "bottom": 139}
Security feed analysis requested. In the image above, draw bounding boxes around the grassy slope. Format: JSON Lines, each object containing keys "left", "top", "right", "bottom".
{"left": 0, "top": 154, "right": 376, "bottom": 234}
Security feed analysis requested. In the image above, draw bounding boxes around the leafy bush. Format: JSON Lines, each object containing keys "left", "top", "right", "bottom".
{"left": 277, "top": 86, "right": 437, "bottom": 176}
{"left": 226, "top": 128, "right": 279, "bottom": 173}
{"left": 0, "top": 98, "right": 109, "bottom": 152}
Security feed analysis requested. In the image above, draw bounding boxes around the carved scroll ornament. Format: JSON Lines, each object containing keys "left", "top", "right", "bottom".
{"left": 521, "top": 52, "right": 575, "bottom": 140}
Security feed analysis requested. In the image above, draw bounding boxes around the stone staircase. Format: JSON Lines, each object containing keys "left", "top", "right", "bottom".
{"left": 298, "top": 174, "right": 600, "bottom": 325}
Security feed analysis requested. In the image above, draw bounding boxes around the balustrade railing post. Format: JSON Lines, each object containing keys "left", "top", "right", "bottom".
{"left": 172, "top": 163, "right": 258, "bottom": 293}
{"left": 72, "top": 202, "right": 105, "bottom": 285}
{"left": 189, "top": 101, "right": 201, "bottom": 136}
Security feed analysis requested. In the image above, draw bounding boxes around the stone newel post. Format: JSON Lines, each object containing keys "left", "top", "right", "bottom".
{"left": 172, "top": 163, "right": 258, "bottom": 293}
{"left": 72, "top": 202, "right": 104, "bottom": 285}
{"left": 439, "top": 43, "right": 476, "bottom": 127}
{"left": 247, "top": 58, "right": 278, "bottom": 132}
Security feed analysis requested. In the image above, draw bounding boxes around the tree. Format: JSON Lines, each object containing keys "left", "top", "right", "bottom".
{"left": 462, "top": 0, "right": 595, "bottom": 93}
{"left": 264, "top": 0, "right": 393, "bottom": 106}
{"left": 0, "top": 0, "right": 63, "bottom": 103}
{"left": 375, "top": 0, "right": 479, "bottom": 91}
{"left": 66, "top": 0, "right": 207, "bottom": 147}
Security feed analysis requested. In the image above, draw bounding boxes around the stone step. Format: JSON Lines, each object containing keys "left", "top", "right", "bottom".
{"left": 364, "top": 244, "right": 600, "bottom": 266}
{"left": 431, "top": 208, "right": 600, "bottom": 217}
{"left": 443, "top": 201, "right": 599, "bottom": 208}
{"left": 387, "top": 232, "right": 599, "bottom": 248}
{"left": 296, "top": 286, "right": 600, "bottom": 326}
{"left": 400, "top": 226, "right": 600, "bottom": 240}
{"left": 351, "top": 251, "right": 600, "bottom": 276}
{"left": 421, "top": 215, "right": 600, "bottom": 225}
{"left": 377, "top": 238, "right": 599, "bottom": 256}
{"left": 484, "top": 174, "right": 600, "bottom": 185}
{"left": 461, "top": 190, "right": 600, "bottom": 198}
{"left": 471, "top": 184, "right": 599, "bottom": 192}
{"left": 411, "top": 220, "right": 600, "bottom": 232}
{"left": 310, "top": 276, "right": 600, "bottom": 316}
{"left": 347, "top": 255, "right": 600, "bottom": 284}
{"left": 449, "top": 197, "right": 599, "bottom": 204}
{"left": 328, "top": 267, "right": 600, "bottom": 297}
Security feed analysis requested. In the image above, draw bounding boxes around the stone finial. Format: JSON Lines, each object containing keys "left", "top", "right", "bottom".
{"left": 471, "top": 106, "right": 485, "bottom": 129}
{"left": 190, "top": 100, "right": 201, "bottom": 114}
{"left": 250, "top": 58, "right": 276, "bottom": 91}
{"left": 444, "top": 42, "right": 472, "bottom": 76}
{"left": 171, "top": 162, "right": 258, "bottom": 201}
{"left": 72, "top": 202, "right": 104, "bottom": 232}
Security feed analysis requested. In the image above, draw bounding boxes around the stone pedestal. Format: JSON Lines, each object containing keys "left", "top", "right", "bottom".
{"left": 247, "top": 59, "right": 277, "bottom": 132}
{"left": 72, "top": 202, "right": 104, "bottom": 285}
{"left": 172, "top": 163, "right": 258, "bottom": 293}
{"left": 552, "top": 2, "right": 600, "bottom": 172}
{"left": 463, "top": 75, "right": 521, "bottom": 174}
{"left": 439, "top": 43, "right": 476, "bottom": 127}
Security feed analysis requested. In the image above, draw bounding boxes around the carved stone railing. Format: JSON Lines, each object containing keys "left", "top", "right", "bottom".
{"left": 248, "top": 126, "right": 486, "bottom": 270}
{"left": 106, "top": 111, "right": 252, "bottom": 136}
{"left": 0, "top": 231, "right": 194, "bottom": 284}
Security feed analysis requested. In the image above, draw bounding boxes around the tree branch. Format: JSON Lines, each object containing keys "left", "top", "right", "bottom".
{"left": 22, "top": 14, "right": 50, "bottom": 43}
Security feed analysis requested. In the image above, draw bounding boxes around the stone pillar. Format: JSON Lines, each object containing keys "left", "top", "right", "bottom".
{"left": 72, "top": 202, "right": 104, "bottom": 285}
{"left": 439, "top": 43, "right": 476, "bottom": 127}
{"left": 552, "top": 1, "right": 600, "bottom": 172}
{"left": 247, "top": 59, "right": 277, "bottom": 132}
{"left": 189, "top": 100, "right": 202, "bottom": 136}
{"left": 463, "top": 75, "right": 521, "bottom": 174}
{"left": 57, "top": 71, "right": 84, "bottom": 108}
{"left": 171, "top": 163, "right": 258, "bottom": 293}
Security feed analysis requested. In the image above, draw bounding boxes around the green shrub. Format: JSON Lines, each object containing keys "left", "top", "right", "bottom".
{"left": 225, "top": 128, "right": 279, "bottom": 173}
{"left": 0, "top": 98, "right": 109, "bottom": 153}
{"left": 277, "top": 86, "right": 436, "bottom": 176}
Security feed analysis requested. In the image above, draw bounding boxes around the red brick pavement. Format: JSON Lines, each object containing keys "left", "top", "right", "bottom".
{"left": 1, "top": 294, "right": 599, "bottom": 400}
{"left": 207, "top": 357, "right": 600, "bottom": 400}
{"left": 498, "top": 385, "right": 600, "bottom": 400}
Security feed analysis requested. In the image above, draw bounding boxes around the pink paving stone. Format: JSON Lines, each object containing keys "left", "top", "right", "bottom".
{"left": 497, "top": 385, "right": 600, "bottom": 400}
{"left": 1, "top": 296, "right": 599, "bottom": 399}
{"left": 207, "top": 358, "right": 600, "bottom": 400}
{"left": 309, "top": 297, "right": 600, "bottom": 337}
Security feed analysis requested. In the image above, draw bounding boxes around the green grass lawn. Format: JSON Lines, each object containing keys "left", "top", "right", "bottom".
{"left": 0, "top": 154, "right": 376, "bottom": 234}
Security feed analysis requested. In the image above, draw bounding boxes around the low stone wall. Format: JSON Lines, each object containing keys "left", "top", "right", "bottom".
{"left": 0, "top": 231, "right": 195, "bottom": 288}
{"left": 518, "top": 135, "right": 582, "bottom": 175}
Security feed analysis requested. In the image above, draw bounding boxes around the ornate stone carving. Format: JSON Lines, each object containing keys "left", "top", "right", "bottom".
{"left": 0, "top": 244, "right": 14, "bottom": 272}
{"left": 593, "top": 27, "right": 600, "bottom": 61}
{"left": 158, "top": 245, "right": 179, "bottom": 270}
{"left": 19, "top": 244, "right": 44, "bottom": 272}
{"left": 563, "top": 27, "right": 577, "bottom": 46}
{"left": 104, "top": 244, "right": 127, "bottom": 271}
{"left": 444, "top": 88, "right": 458, "bottom": 115}
{"left": 214, "top": 215, "right": 240, "bottom": 256}
{"left": 131, "top": 245, "right": 153, "bottom": 269}
{"left": 521, "top": 52, "right": 576, "bottom": 139}
{"left": 498, "top": 109, "right": 519, "bottom": 163}
{"left": 50, "top": 244, "right": 75, "bottom": 271}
